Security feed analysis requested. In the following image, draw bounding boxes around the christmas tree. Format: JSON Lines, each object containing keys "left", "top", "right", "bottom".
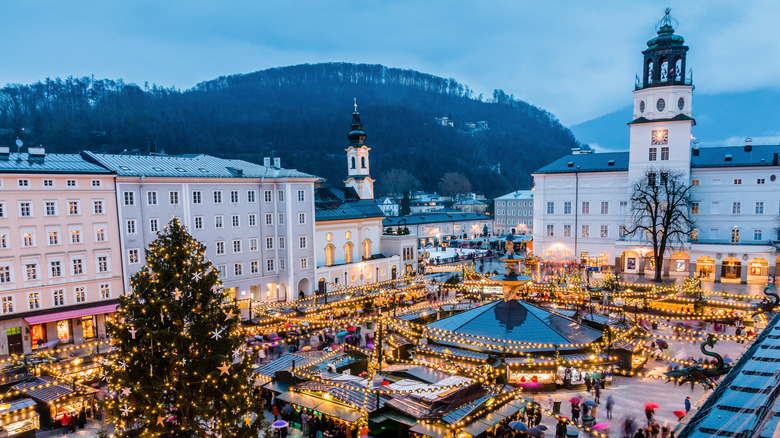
{"left": 105, "top": 219, "right": 261, "bottom": 437}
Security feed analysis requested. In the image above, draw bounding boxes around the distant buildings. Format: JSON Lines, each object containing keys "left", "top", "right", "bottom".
{"left": 452, "top": 198, "right": 488, "bottom": 214}
{"left": 409, "top": 194, "right": 446, "bottom": 214}
{"left": 383, "top": 212, "right": 493, "bottom": 248}
{"left": 378, "top": 197, "right": 399, "bottom": 217}
{"left": 494, "top": 190, "right": 534, "bottom": 235}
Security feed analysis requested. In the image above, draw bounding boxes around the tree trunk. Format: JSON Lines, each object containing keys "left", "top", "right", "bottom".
{"left": 654, "top": 254, "right": 663, "bottom": 282}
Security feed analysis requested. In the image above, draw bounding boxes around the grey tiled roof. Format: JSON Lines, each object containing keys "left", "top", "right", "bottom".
{"left": 0, "top": 153, "right": 112, "bottom": 174}
{"left": 314, "top": 187, "right": 385, "bottom": 221}
{"left": 81, "top": 152, "right": 317, "bottom": 179}
{"left": 533, "top": 152, "right": 629, "bottom": 174}
{"left": 691, "top": 144, "right": 780, "bottom": 168}
{"left": 383, "top": 212, "right": 492, "bottom": 227}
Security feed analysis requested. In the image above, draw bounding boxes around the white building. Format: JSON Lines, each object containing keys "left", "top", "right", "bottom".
{"left": 532, "top": 11, "right": 780, "bottom": 284}
{"left": 494, "top": 190, "right": 534, "bottom": 235}
{"left": 378, "top": 197, "right": 399, "bottom": 217}
{"left": 383, "top": 212, "right": 493, "bottom": 248}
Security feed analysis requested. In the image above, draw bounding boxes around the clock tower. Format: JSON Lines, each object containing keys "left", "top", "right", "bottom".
{"left": 628, "top": 9, "right": 694, "bottom": 184}
{"left": 344, "top": 101, "right": 375, "bottom": 200}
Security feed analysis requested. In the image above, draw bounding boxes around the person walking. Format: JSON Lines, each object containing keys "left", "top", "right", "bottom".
{"left": 645, "top": 407, "right": 654, "bottom": 426}
{"left": 606, "top": 395, "right": 615, "bottom": 420}
{"left": 585, "top": 376, "right": 592, "bottom": 394}
{"left": 548, "top": 395, "right": 554, "bottom": 412}
{"left": 555, "top": 419, "right": 567, "bottom": 438}
{"left": 572, "top": 402, "right": 581, "bottom": 423}
{"left": 661, "top": 422, "right": 670, "bottom": 438}
{"left": 633, "top": 428, "right": 645, "bottom": 438}
{"left": 78, "top": 406, "right": 86, "bottom": 429}
{"left": 684, "top": 396, "right": 691, "bottom": 413}
{"left": 61, "top": 412, "right": 70, "bottom": 435}
{"left": 273, "top": 405, "right": 280, "bottom": 421}
{"left": 594, "top": 379, "right": 601, "bottom": 404}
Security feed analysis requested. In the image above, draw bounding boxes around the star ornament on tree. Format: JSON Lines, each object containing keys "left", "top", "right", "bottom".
{"left": 224, "top": 309, "right": 237, "bottom": 321}
{"left": 120, "top": 405, "right": 131, "bottom": 416}
{"left": 157, "top": 415, "right": 165, "bottom": 426}
{"left": 121, "top": 387, "right": 131, "bottom": 397}
{"left": 217, "top": 362, "right": 231, "bottom": 376}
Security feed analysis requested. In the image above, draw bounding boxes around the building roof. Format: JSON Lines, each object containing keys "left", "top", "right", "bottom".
{"left": 426, "top": 299, "right": 603, "bottom": 352}
{"left": 677, "top": 311, "right": 780, "bottom": 438}
{"left": 533, "top": 152, "right": 629, "bottom": 174}
{"left": 383, "top": 212, "right": 492, "bottom": 227}
{"left": 0, "top": 152, "right": 112, "bottom": 175}
{"left": 691, "top": 144, "right": 780, "bottom": 168}
{"left": 11, "top": 376, "right": 76, "bottom": 403}
{"left": 314, "top": 187, "right": 385, "bottom": 222}
{"left": 495, "top": 190, "right": 534, "bottom": 201}
{"left": 81, "top": 152, "right": 316, "bottom": 179}
{"left": 454, "top": 199, "right": 488, "bottom": 206}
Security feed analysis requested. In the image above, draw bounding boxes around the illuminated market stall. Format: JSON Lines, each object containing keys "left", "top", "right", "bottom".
{"left": 10, "top": 376, "right": 96, "bottom": 428}
{"left": 0, "top": 398, "right": 39, "bottom": 438}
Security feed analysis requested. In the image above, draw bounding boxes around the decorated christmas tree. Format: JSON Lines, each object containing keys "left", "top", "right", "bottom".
{"left": 105, "top": 219, "right": 261, "bottom": 437}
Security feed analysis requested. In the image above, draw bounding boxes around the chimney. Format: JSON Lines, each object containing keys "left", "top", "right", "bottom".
{"left": 263, "top": 157, "right": 271, "bottom": 167}
{"left": 28, "top": 146, "right": 45, "bottom": 157}
{"left": 744, "top": 137, "right": 752, "bottom": 152}
{"left": 692, "top": 141, "right": 700, "bottom": 156}
{"left": 273, "top": 157, "right": 280, "bottom": 168}
{"left": 773, "top": 152, "right": 778, "bottom": 166}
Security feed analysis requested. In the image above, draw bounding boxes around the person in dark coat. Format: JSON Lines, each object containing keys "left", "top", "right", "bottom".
{"left": 78, "top": 406, "right": 87, "bottom": 428}
{"left": 533, "top": 410, "right": 542, "bottom": 428}
{"left": 571, "top": 403, "right": 581, "bottom": 423}
{"left": 594, "top": 379, "right": 601, "bottom": 403}
{"left": 555, "top": 419, "right": 567, "bottom": 438}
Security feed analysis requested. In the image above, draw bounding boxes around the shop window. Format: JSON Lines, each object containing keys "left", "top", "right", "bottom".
{"left": 82, "top": 316, "right": 95, "bottom": 340}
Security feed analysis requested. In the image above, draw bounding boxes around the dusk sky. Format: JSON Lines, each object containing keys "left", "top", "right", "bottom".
{"left": 3, "top": 1, "right": 779, "bottom": 125}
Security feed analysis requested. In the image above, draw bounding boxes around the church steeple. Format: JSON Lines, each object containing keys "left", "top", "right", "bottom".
{"left": 637, "top": 8, "right": 690, "bottom": 90}
{"left": 344, "top": 100, "right": 374, "bottom": 200}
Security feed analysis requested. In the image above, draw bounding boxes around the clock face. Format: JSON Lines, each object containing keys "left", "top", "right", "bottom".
{"left": 656, "top": 98, "right": 666, "bottom": 112}
{"left": 651, "top": 129, "right": 668, "bottom": 145}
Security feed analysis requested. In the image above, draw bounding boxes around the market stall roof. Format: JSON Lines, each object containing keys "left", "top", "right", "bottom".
{"left": 0, "top": 398, "right": 36, "bottom": 414}
{"left": 294, "top": 380, "right": 389, "bottom": 413}
{"left": 381, "top": 365, "right": 452, "bottom": 384}
{"left": 426, "top": 300, "right": 603, "bottom": 351}
{"left": 461, "top": 399, "right": 527, "bottom": 437}
{"left": 386, "top": 333, "right": 414, "bottom": 348}
{"left": 410, "top": 422, "right": 450, "bottom": 438}
{"left": 439, "top": 303, "right": 475, "bottom": 312}
{"left": 677, "top": 311, "right": 780, "bottom": 438}
{"left": 397, "top": 309, "right": 434, "bottom": 321}
{"left": 551, "top": 308, "right": 632, "bottom": 330}
{"left": 416, "top": 344, "right": 491, "bottom": 362}
{"left": 10, "top": 376, "right": 77, "bottom": 404}
{"left": 276, "top": 390, "right": 363, "bottom": 423}
{"left": 253, "top": 351, "right": 327, "bottom": 379}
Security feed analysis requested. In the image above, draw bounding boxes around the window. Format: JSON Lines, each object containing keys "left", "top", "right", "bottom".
{"left": 215, "top": 215, "right": 223, "bottom": 229}
{"left": 731, "top": 229, "right": 740, "bottom": 243}
{"left": 734, "top": 179, "right": 742, "bottom": 185}
{"left": 563, "top": 202, "right": 571, "bottom": 214}
{"left": 581, "top": 225, "right": 590, "bottom": 237}
{"left": 757, "top": 178, "right": 766, "bottom": 185}
{"left": 95, "top": 227, "right": 106, "bottom": 242}
{"left": 344, "top": 243, "right": 354, "bottom": 263}
{"left": 215, "top": 241, "right": 225, "bottom": 255}
{"left": 0, "top": 233, "right": 6, "bottom": 249}
{"left": 563, "top": 224, "right": 572, "bottom": 237}
{"left": 48, "top": 230, "right": 58, "bottom": 245}
{"left": 26, "top": 263, "right": 38, "bottom": 280}
{"left": 660, "top": 147, "right": 669, "bottom": 160}
{"left": 147, "top": 191, "right": 158, "bottom": 205}
{"left": 249, "top": 238, "right": 258, "bottom": 251}
{"left": 732, "top": 202, "right": 741, "bottom": 214}
{"left": 194, "top": 216, "right": 203, "bottom": 229}
{"left": 169, "top": 191, "right": 179, "bottom": 205}
{"left": 755, "top": 229, "right": 763, "bottom": 241}
{"left": 266, "top": 237, "right": 274, "bottom": 249}
{"left": 247, "top": 190, "right": 256, "bottom": 203}
{"left": 546, "top": 224, "right": 554, "bottom": 237}
{"left": 619, "top": 225, "right": 628, "bottom": 238}
{"left": 230, "top": 190, "right": 239, "bottom": 203}
{"left": 19, "top": 202, "right": 31, "bottom": 217}
{"left": 756, "top": 202, "right": 764, "bottom": 215}
{"left": 278, "top": 190, "right": 284, "bottom": 202}
{"left": 92, "top": 200, "right": 103, "bottom": 214}
{"left": 691, "top": 179, "right": 700, "bottom": 186}
{"left": 249, "top": 214, "right": 256, "bottom": 226}
{"left": 691, "top": 202, "right": 699, "bottom": 214}
{"left": 279, "top": 237, "right": 285, "bottom": 249}
{"left": 600, "top": 225, "right": 608, "bottom": 238}
{"left": 233, "top": 240, "right": 241, "bottom": 253}
{"left": 300, "top": 258, "right": 308, "bottom": 269}
{"left": 619, "top": 201, "right": 628, "bottom": 214}
{"left": 234, "top": 263, "right": 243, "bottom": 276}
{"left": 124, "top": 191, "right": 135, "bottom": 206}
{"left": 100, "top": 283, "right": 111, "bottom": 299}
{"left": 97, "top": 256, "right": 108, "bottom": 273}
{"left": 17, "top": 179, "right": 29, "bottom": 187}
{"left": 70, "top": 229, "right": 81, "bottom": 244}
{"left": 299, "top": 236, "right": 307, "bottom": 249}
{"left": 1, "top": 296, "right": 13, "bottom": 314}
{"left": 250, "top": 261, "right": 259, "bottom": 274}
{"left": 0, "top": 203, "right": 4, "bottom": 218}
{"left": 0, "top": 267, "right": 10, "bottom": 283}
{"left": 266, "top": 259, "right": 275, "bottom": 272}
{"left": 546, "top": 202, "right": 554, "bottom": 214}
{"left": 128, "top": 249, "right": 139, "bottom": 264}
{"left": 66, "top": 179, "right": 77, "bottom": 188}
{"left": 228, "top": 215, "right": 238, "bottom": 228}
{"left": 661, "top": 172, "right": 668, "bottom": 184}
{"left": 23, "top": 232, "right": 34, "bottom": 247}
{"left": 278, "top": 213, "right": 284, "bottom": 225}
{"left": 648, "top": 173, "right": 656, "bottom": 186}
{"left": 265, "top": 214, "right": 273, "bottom": 225}
{"left": 297, "top": 190, "right": 305, "bottom": 202}
{"left": 600, "top": 201, "right": 609, "bottom": 214}
{"left": 67, "top": 200, "right": 80, "bottom": 215}
{"left": 28, "top": 292, "right": 40, "bottom": 310}
{"left": 71, "top": 259, "right": 83, "bottom": 275}
{"left": 75, "top": 286, "right": 86, "bottom": 303}
{"left": 648, "top": 147, "right": 657, "bottom": 161}
{"left": 91, "top": 179, "right": 101, "bottom": 188}
{"left": 45, "top": 201, "right": 57, "bottom": 216}
{"left": 279, "top": 259, "right": 285, "bottom": 270}
{"left": 691, "top": 228, "right": 698, "bottom": 240}
{"left": 213, "top": 191, "right": 222, "bottom": 204}
{"left": 216, "top": 265, "right": 226, "bottom": 277}
{"left": 149, "top": 218, "right": 159, "bottom": 233}
{"left": 582, "top": 202, "right": 590, "bottom": 214}
{"left": 125, "top": 219, "right": 135, "bottom": 234}
{"left": 43, "top": 179, "right": 54, "bottom": 187}
{"left": 192, "top": 191, "right": 202, "bottom": 204}
{"left": 299, "top": 213, "right": 306, "bottom": 224}
{"left": 52, "top": 289, "right": 64, "bottom": 306}
{"left": 264, "top": 191, "right": 272, "bottom": 202}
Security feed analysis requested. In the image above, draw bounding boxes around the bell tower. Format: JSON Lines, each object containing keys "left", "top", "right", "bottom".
{"left": 344, "top": 100, "right": 375, "bottom": 200}
{"left": 628, "top": 8, "right": 694, "bottom": 183}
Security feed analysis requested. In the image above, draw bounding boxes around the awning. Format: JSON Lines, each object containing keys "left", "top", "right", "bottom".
{"left": 410, "top": 422, "right": 450, "bottom": 438}
{"left": 372, "top": 412, "right": 417, "bottom": 427}
{"left": 262, "top": 380, "right": 292, "bottom": 394}
{"left": 24, "top": 303, "right": 118, "bottom": 325}
{"left": 276, "top": 391, "right": 363, "bottom": 423}
{"left": 460, "top": 400, "right": 525, "bottom": 437}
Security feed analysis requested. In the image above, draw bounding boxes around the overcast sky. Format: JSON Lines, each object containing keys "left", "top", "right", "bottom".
{"left": 3, "top": 1, "right": 779, "bottom": 125}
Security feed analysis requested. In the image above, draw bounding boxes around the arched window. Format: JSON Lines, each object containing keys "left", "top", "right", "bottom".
{"left": 361, "top": 156, "right": 367, "bottom": 168}
{"left": 362, "top": 239, "right": 371, "bottom": 260}
{"left": 344, "top": 242, "right": 354, "bottom": 264}
{"left": 647, "top": 60, "right": 654, "bottom": 84}
{"left": 350, "top": 156, "right": 356, "bottom": 169}
{"left": 674, "top": 58, "right": 682, "bottom": 81}
{"left": 325, "top": 245, "right": 335, "bottom": 266}
{"left": 660, "top": 57, "right": 669, "bottom": 82}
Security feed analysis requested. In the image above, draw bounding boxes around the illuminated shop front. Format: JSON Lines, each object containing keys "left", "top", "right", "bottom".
{"left": 0, "top": 398, "right": 39, "bottom": 438}
{"left": 10, "top": 376, "right": 96, "bottom": 428}
{"left": 30, "top": 325, "right": 47, "bottom": 351}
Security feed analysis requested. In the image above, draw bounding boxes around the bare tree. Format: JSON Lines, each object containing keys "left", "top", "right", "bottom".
{"left": 379, "top": 168, "right": 418, "bottom": 197}
{"left": 438, "top": 172, "right": 472, "bottom": 201}
{"left": 626, "top": 169, "right": 695, "bottom": 282}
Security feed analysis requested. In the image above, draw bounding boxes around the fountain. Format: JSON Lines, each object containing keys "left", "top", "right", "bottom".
{"left": 489, "top": 235, "right": 532, "bottom": 300}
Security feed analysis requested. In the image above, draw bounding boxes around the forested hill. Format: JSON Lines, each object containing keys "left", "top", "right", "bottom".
{"left": 0, "top": 63, "right": 580, "bottom": 196}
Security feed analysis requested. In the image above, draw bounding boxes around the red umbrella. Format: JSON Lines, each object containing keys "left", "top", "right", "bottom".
{"left": 645, "top": 403, "right": 660, "bottom": 410}
{"left": 673, "top": 411, "right": 686, "bottom": 419}
{"left": 347, "top": 326, "right": 357, "bottom": 332}
{"left": 569, "top": 397, "right": 581, "bottom": 404}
